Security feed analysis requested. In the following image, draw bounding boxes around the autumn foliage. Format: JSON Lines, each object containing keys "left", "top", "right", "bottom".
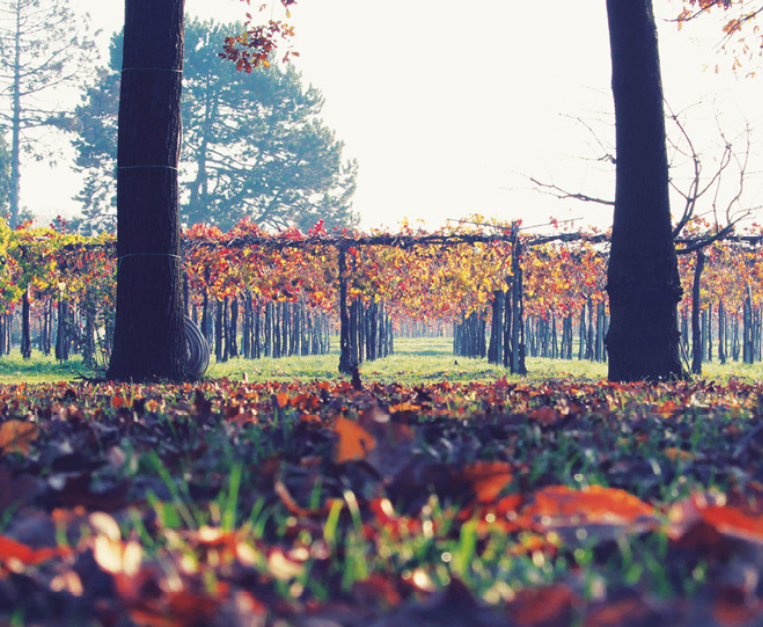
{"left": 3, "top": 377, "right": 763, "bottom": 624}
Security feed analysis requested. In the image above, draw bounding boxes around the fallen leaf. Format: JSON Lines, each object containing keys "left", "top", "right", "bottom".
{"left": 0, "top": 420, "right": 38, "bottom": 455}
{"left": 335, "top": 415, "right": 376, "bottom": 463}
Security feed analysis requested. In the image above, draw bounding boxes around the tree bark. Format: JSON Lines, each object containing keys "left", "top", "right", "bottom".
{"left": 107, "top": 0, "right": 187, "bottom": 382}
{"left": 338, "top": 245, "right": 352, "bottom": 373}
{"left": 691, "top": 250, "right": 705, "bottom": 375}
{"left": 20, "top": 288, "right": 30, "bottom": 359}
{"left": 605, "top": 0, "right": 683, "bottom": 382}
{"left": 9, "top": 0, "right": 22, "bottom": 229}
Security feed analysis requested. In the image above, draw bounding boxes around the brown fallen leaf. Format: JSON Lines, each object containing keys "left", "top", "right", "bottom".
{"left": 0, "top": 419, "right": 38, "bottom": 455}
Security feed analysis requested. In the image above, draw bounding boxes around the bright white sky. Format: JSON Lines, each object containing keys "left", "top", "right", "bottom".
{"left": 21, "top": 0, "right": 763, "bottom": 233}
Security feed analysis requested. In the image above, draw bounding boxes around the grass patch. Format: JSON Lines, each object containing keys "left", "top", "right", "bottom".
{"left": 0, "top": 345, "right": 763, "bottom": 624}
{"left": 0, "top": 349, "right": 88, "bottom": 384}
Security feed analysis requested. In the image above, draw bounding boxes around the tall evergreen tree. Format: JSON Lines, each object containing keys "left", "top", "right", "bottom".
{"left": 73, "top": 19, "right": 357, "bottom": 234}
{"left": 0, "top": 0, "right": 95, "bottom": 228}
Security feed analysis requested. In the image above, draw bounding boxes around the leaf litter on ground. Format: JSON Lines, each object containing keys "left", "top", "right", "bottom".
{"left": 1, "top": 377, "right": 763, "bottom": 625}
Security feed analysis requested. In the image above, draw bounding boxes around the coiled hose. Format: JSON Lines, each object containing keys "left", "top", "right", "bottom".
{"left": 185, "top": 316, "right": 210, "bottom": 380}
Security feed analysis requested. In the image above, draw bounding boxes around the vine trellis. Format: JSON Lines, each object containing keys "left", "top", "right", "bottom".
{"left": 6, "top": 219, "right": 763, "bottom": 376}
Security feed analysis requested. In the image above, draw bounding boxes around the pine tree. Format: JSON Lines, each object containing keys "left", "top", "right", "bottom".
{"left": 0, "top": 0, "right": 95, "bottom": 227}
{"left": 73, "top": 19, "right": 358, "bottom": 234}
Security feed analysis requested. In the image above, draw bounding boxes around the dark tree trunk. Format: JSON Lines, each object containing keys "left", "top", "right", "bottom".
{"left": 338, "top": 246, "right": 352, "bottom": 373}
{"left": 20, "top": 289, "right": 30, "bottom": 359}
{"left": 718, "top": 299, "right": 727, "bottom": 364}
{"left": 242, "top": 293, "right": 251, "bottom": 358}
{"left": 107, "top": 0, "right": 186, "bottom": 382}
{"left": 691, "top": 250, "right": 704, "bottom": 375}
{"left": 585, "top": 297, "right": 595, "bottom": 361}
{"left": 229, "top": 295, "right": 238, "bottom": 358}
{"left": 201, "top": 269, "right": 210, "bottom": 344}
{"left": 215, "top": 299, "right": 224, "bottom": 362}
{"left": 509, "top": 233, "right": 526, "bottom": 375}
{"left": 264, "top": 301, "right": 272, "bottom": 357}
{"left": 605, "top": 0, "right": 682, "bottom": 382}
{"left": 252, "top": 297, "right": 262, "bottom": 359}
{"left": 488, "top": 290, "right": 504, "bottom": 364}
{"left": 744, "top": 287, "right": 753, "bottom": 364}
{"left": 56, "top": 297, "right": 68, "bottom": 361}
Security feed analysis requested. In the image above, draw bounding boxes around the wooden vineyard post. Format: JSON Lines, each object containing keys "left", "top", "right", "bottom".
{"left": 338, "top": 244, "right": 352, "bottom": 374}
{"left": 509, "top": 224, "right": 527, "bottom": 375}
{"left": 691, "top": 249, "right": 705, "bottom": 375}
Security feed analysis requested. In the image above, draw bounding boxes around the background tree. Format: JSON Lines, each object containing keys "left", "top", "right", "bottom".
{"left": 106, "top": 0, "right": 186, "bottom": 382}
{"left": 0, "top": 0, "right": 95, "bottom": 228}
{"left": 73, "top": 19, "right": 357, "bottom": 234}
{"left": 71, "top": 62, "right": 119, "bottom": 235}
{"left": 0, "top": 134, "right": 12, "bottom": 216}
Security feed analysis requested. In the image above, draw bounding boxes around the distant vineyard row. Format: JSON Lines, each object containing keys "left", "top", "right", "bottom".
{"left": 0, "top": 217, "right": 760, "bottom": 369}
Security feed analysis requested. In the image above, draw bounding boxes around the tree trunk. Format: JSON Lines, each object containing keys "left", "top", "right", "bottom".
{"left": 56, "top": 297, "right": 68, "bottom": 361}
{"left": 107, "top": 0, "right": 187, "bottom": 382}
{"left": 718, "top": 299, "right": 726, "bottom": 365}
{"left": 215, "top": 299, "right": 224, "bottom": 362}
{"left": 338, "top": 246, "right": 352, "bottom": 373}
{"left": 9, "top": 0, "right": 21, "bottom": 229}
{"left": 691, "top": 250, "right": 704, "bottom": 375}
{"left": 20, "top": 289, "right": 30, "bottom": 359}
{"left": 605, "top": 0, "right": 682, "bottom": 382}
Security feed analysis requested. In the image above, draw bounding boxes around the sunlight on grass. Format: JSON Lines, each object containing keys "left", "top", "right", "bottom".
{"left": 0, "top": 338, "right": 762, "bottom": 384}
{"left": 0, "top": 350, "right": 88, "bottom": 384}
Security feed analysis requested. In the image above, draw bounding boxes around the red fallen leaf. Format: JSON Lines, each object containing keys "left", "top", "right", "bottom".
{"left": 0, "top": 420, "right": 38, "bottom": 455}
{"left": 124, "top": 577, "right": 227, "bottom": 627}
{"left": 494, "top": 375, "right": 511, "bottom": 390}
{"left": 701, "top": 505, "right": 763, "bottom": 540}
{"left": 274, "top": 392, "right": 289, "bottom": 408}
{"left": 366, "top": 497, "right": 421, "bottom": 538}
{"left": 524, "top": 485, "right": 654, "bottom": 525}
{"left": 300, "top": 413, "right": 323, "bottom": 423}
{"left": 334, "top": 415, "right": 376, "bottom": 463}
{"left": 0, "top": 534, "right": 70, "bottom": 566}
{"left": 713, "top": 584, "right": 763, "bottom": 627}
{"left": 462, "top": 461, "right": 513, "bottom": 503}
{"left": 352, "top": 573, "right": 402, "bottom": 609}
{"left": 527, "top": 406, "right": 558, "bottom": 425}
{"left": 583, "top": 593, "right": 658, "bottom": 627}
{"left": 110, "top": 394, "right": 127, "bottom": 410}
{"left": 507, "top": 583, "right": 577, "bottom": 627}
{"left": 656, "top": 399, "right": 680, "bottom": 418}
{"left": 669, "top": 494, "right": 763, "bottom": 544}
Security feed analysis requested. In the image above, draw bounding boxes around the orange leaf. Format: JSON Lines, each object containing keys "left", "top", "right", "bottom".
{"left": 525, "top": 485, "right": 654, "bottom": 524}
{"left": 462, "top": 461, "right": 513, "bottom": 503}
{"left": 334, "top": 416, "right": 376, "bottom": 463}
{"left": 527, "top": 406, "right": 558, "bottom": 425}
{"left": 0, "top": 534, "right": 68, "bottom": 566}
{"left": 664, "top": 447, "right": 696, "bottom": 462}
{"left": 0, "top": 420, "right": 38, "bottom": 455}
